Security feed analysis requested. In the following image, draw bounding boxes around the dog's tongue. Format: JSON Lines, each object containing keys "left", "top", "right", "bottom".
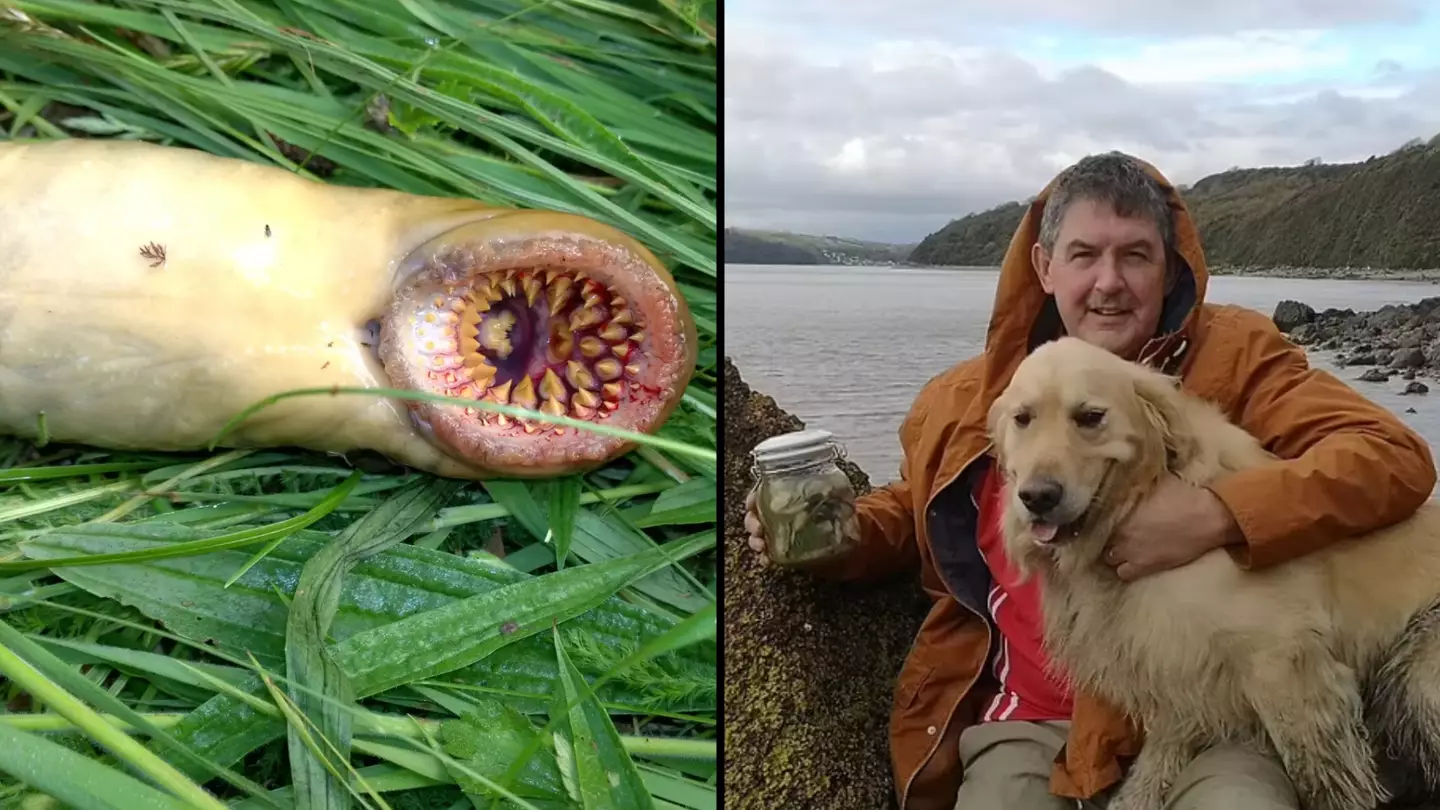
{"left": 1031, "top": 522, "right": 1058, "bottom": 543}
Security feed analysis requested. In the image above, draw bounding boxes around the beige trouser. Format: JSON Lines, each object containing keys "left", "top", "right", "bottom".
{"left": 955, "top": 720, "right": 1300, "bottom": 809}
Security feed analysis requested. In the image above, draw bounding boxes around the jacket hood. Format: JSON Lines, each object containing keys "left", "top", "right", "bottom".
{"left": 977, "top": 154, "right": 1211, "bottom": 405}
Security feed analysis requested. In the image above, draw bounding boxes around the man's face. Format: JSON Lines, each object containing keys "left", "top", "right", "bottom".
{"left": 1031, "top": 198, "right": 1170, "bottom": 360}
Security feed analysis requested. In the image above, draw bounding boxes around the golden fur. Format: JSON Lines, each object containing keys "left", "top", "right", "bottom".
{"left": 988, "top": 336, "right": 1440, "bottom": 810}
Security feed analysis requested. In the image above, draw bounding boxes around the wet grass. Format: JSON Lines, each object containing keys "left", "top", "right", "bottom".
{"left": 0, "top": 1, "right": 715, "bottom": 808}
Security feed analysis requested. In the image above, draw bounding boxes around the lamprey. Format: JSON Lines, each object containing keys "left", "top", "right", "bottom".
{"left": 0, "top": 140, "right": 697, "bottom": 478}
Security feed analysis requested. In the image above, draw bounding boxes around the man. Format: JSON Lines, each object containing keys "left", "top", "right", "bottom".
{"left": 742, "top": 152, "right": 1437, "bottom": 809}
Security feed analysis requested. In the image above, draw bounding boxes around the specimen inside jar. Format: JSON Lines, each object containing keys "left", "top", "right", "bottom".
{"left": 755, "top": 467, "right": 858, "bottom": 564}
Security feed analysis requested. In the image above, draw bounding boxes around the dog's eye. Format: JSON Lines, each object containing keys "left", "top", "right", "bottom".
{"left": 1014, "top": 410, "right": 1033, "bottom": 428}
{"left": 1073, "top": 408, "right": 1106, "bottom": 429}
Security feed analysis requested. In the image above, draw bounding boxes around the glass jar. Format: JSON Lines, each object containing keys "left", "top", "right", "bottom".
{"left": 750, "top": 428, "right": 859, "bottom": 566}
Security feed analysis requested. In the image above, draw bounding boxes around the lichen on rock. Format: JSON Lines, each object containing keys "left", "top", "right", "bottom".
{"left": 723, "top": 356, "right": 929, "bottom": 809}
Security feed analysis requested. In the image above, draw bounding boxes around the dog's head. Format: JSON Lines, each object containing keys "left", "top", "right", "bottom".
{"left": 987, "top": 337, "right": 1197, "bottom": 571}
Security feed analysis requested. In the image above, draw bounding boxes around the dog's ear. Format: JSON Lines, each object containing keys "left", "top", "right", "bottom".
{"left": 986, "top": 394, "right": 1010, "bottom": 459}
{"left": 1131, "top": 369, "right": 1198, "bottom": 470}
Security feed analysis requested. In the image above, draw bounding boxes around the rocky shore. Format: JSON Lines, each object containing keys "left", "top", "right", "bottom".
{"left": 723, "top": 357, "right": 928, "bottom": 810}
{"left": 1215, "top": 265, "right": 1440, "bottom": 282}
{"left": 1272, "top": 297, "right": 1440, "bottom": 396}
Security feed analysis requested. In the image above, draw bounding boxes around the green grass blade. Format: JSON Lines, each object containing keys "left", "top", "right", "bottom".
{"left": 548, "top": 477, "right": 581, "bottom": 570}
{"left": 0, "top": 722, "right": 198, "bottom": 810}
{"left": 283, "top": 478, "right": 459, "bottom": 810}
{"left": 154, "top": 532, "right": 713, "bottom": 776}
{"left": 208, "top": 385, "right": 716, "bottom": 463}
{"left": 431, "top": 696, "right": 569, "bottom": 805}
{"left": 18, "top": 522, "right": 710, "bottom": 700}
{"left": 0, "top": 623, "right": 278, "bottom": 807}
{"left": 1, "top": 471, "right": 361, "bottom": 573}
{"left": 0, "top": 460, "right": 175, "bottom": 482}
{"left": 337, "top": 531, "right": 711, "bottom": 696}
{"left": 548, "top": 624, "right": 656, "bottom": 810}
{"left": 0, "top": 630, "right": 229, "bottom": 810}
{"left": 629, "top": 478, "right": 715, "bottom": 528}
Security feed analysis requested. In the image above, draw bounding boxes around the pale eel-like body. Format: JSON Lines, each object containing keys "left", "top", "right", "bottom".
{"left": 0, "top": 139, "right": 698, "bottom": 479}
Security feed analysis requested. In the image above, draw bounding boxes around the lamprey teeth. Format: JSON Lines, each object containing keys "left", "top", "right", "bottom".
{"left": 546, "top": 277, "right": 574, "bottom": 315}
{"left": 595, "top": 358, "right": 623, "bottom": 381}
{"left": 566, "top": 360, "right": 597, "bottom": 391}
{"left": 487, "top": 379, "right": 513, "bottom": 404}
{"left": 468, "top": 360, "right": 498, "bottom": 384}
{"left": 570, "top": 306, "right": 605, "bottom": 331}
{"left": 539, "top": 368, "right": 568, "bottom": 402}
{"left": 396, "top": 263, "right": 670, "bottom": 440}
{"left": 512, "top": 375, "right": 538, "bottom": 411}
{"left": 478, "top": 311, "right": 516, "bottom": 359}
{"left": 580, "top": 336, "right": 608, "bottom": 359}
{"left": 548, "top": 325, "right": 575, "bottom": 365}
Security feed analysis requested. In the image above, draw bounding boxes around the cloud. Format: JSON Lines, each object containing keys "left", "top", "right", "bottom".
{"left": 1089, "top": 30, "right": 1350, "bottom": 84}
{"left": 731, "top": 0, "right": 1426, "bottom": 39}
{"left": 723, "top": 22, "right": 1440, "bottom": 244}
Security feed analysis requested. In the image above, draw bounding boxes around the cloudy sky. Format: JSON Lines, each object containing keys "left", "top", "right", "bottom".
{"left": 724, "top": 0, "right": 1440, "bottom": 244}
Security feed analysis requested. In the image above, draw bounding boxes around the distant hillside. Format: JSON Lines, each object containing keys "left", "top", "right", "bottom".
{"left": 724, "top": 228, "right": 916, "bottom": 266}
{"left": 909, "top": 135, "right": 1440, "bottom": 272}
{"left": 906, "top": 201, "right": 1027, "bottom": 266}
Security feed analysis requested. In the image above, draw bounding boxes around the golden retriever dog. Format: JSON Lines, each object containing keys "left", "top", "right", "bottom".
{"left": 987, "top": 336, "right": 1440, "bottom": 810}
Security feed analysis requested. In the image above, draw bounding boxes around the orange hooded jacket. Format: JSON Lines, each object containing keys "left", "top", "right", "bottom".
{"left": 804, "top": 157, "right": 1438, "bottom": 809}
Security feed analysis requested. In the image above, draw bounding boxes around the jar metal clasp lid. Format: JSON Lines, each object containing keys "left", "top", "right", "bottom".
{"left": 750, "top": 428, "right": 846, "bottom": 477}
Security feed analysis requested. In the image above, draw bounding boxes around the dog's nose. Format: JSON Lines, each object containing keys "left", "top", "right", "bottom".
{"left": 1018, "top": 479, "right": 1064, "bottom": 515}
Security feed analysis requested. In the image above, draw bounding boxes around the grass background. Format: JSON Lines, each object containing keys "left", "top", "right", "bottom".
{"left": 0, "top": 1, "right": 716, "bottom": 808}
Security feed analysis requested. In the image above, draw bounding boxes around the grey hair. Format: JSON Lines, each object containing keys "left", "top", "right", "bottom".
{"left": 1037, "top": 152, "right": 1174, "bottom": 254}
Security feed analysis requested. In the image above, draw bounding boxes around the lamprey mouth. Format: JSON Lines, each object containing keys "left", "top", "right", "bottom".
{"left": 379, "top": 216, "right": 697, "bottom": 477}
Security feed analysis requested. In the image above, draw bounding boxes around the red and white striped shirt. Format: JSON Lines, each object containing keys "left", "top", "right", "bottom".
{"left": 972, "top": 463, "right": 1075, "bottom": 723}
